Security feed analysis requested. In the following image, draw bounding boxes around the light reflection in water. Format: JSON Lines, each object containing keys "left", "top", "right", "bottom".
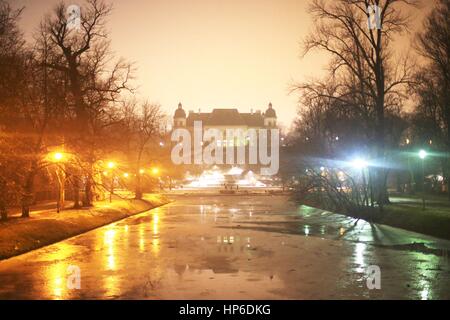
{"left": 104, "top": 275, "right": 120, "bottom": 298}
{"left": 215, "top": 235, "right": 250, "bottom": 253}
{"left": 304, "top": 225, "right": 310, "bottom": 236}
{"left": 354, "top": 243, "right": 366, "bottom": 273}
{"left": 139, "top": 225, "right": 145, "bottom": 252}
{"left": 107, "top": 254, "right": 115, "bottom": 270}
{"left": 104, "top": 229, "right": 116, "bottom": 270}
{"left": 152, "top": 211, "right": 160, "bottom": 254}
{"left": 43, "top": 243, "right": 76, "bottom": 299}
{"left": 46, "top": 262, "right": 68, "bottom": 299}
{"left": 152, "top": 238, "right": 160, "bottom": 253}
{"left": 420, "top": 279, "right": 430, "bottom": 300}
{"left": 199, "top": 205, "right": 205, "bottom": 223}
{"left": 416, "top": 255, "right": 437, "bottom": 300}
{"left": 153, "top": 212, "right": 159, "bottom": 233}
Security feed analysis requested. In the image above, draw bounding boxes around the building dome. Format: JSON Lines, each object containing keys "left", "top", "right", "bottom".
{"left": 264, "top": 102, "right": 276, "bottom": 118}
{"left": 174, "top": 102, "right": 186, "bottom": 118}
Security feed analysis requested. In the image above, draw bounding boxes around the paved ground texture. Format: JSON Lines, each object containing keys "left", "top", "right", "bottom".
{"left": 0, "top": 195, "right": 449, "bottom": 299}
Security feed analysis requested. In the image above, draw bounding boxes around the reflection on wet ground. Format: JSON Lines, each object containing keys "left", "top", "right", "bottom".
{"left": 0, "top": 195, "right": 449, "bottom": 299}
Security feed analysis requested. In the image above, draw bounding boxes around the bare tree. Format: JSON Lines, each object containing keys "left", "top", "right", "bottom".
{"left": 412, "top": 0, "right": 450, "bottom": 198}
{"left": 295, "top": 0, "right": 416, "bottom": 209}
{"left": 40, "top": 0, "right": 133, "bottom": 207}
{"left": 0, "top": 0, "right": 28, "bottom": 219}
{"left": 120, "top": 101, "right": 165, "bottom": 199}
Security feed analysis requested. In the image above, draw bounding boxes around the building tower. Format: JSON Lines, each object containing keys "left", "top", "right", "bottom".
{"left": 264, "top": 102, "right": 277, "bottom": 127}
{"left": 173, "top": 102, "right": 186, "bottom": 127}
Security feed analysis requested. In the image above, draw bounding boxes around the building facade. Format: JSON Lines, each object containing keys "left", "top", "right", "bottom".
{"left": 174, "top": 101, "right": 277, "bottom": 131}
{"left": 172, "top": 103, "right": 278, "bottom": 175}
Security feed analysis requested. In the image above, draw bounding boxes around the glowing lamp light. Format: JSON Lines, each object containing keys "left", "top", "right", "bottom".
{"left": 419, "top": 150, "right": 427, "bottom": 159}
{"left": 351, "top": 158, "right": 368, "bottom": 169}
{"left": 151, "top": 167, "right": 159, "bottom": 175}
{"left": 139, "top": 169, "right": 145, "bottom": 174}
{"left": 123, "top": 172, "right": 129, "bottom": 178}
{"left": 107, "top": 161, "right": 115, "bottom": 169}
{"left": 53, "top": 152, "right": 64, "bottom": 162}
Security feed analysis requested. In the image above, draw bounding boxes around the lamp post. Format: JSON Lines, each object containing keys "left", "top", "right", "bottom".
{"left": 151, "top": 167, "right": 159, "bottom": 176}
{"left": 404, "top": 138, "right": 414, "bottom": 194}
{"left": 107, "top": 161, "right": 115, "bottom": 203}
{"left": 51, "top": 152, "right": 65, "bottom": 213}
{"left": 351, "top": 158, "right": 369, "bottom": 206}
{"left": 151, "top": 167, "right": 161, "bottom": 191}
{"left": 419, "top": 150, "right": 427, "bottom": 210}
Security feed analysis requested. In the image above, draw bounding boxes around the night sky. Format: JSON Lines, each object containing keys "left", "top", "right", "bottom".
{"left": 14, "top": 0, "right": 434, "bottom": 127}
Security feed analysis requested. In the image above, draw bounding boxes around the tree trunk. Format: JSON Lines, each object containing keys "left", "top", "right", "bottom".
{"left": 83, "top": 174, "right": 93, "bottom": 207}
{"left": 396, "top": 170, "right": 403, "bottom": 193}
{"left": 73, "top": 178, "right": 81, "bottom": 209}
{"left": 447, "top": 178, "right": 450, "bottom": 200}
{"left": 380, "top": 170, "right": 391, "bottom": 205}
{"left": 367, "top": 168, "right": 374, "bottom": 207}
{"left": 135, "top": 172, "right": 142, "bottom": 200}
{"left": 374, "top": 62, "right": 387, "bottom": 211}
{"left": 0, "top": 201, "right": 7, "bottom": 221}
{"left": 446, "top": 154, "right": 450, "bottom": 200}
{"left": 21, "top": 206, "right": 30, "bottom": 218}
{"left": 135, "top": 151, "right": 144, "bottom": 200}
{"left": 21, "top": 169, "right": 36, "bottom": 218}
{"left": 56, "top": 169, "right": 65, "bottom": 212}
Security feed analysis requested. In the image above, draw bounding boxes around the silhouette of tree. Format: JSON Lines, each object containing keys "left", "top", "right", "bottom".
{"left": 294, "top": 0, "right": 416, "bottom": 210}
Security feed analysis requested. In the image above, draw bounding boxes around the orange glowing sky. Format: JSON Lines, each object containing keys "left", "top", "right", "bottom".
{"left": 15, "top": 0, "right": 434, "bottom": 127}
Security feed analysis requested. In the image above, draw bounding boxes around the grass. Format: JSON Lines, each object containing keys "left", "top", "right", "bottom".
{"left": 298, "top": 192, "right": 450, "bottom": 240}
{"left": 381, "top": 193, "right": 450, "bottom": 239}
{"left": 0, "top": 194, "right": 169, "bottom": 260}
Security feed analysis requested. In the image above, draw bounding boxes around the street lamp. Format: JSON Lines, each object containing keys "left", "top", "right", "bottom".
{"left": 351, "top": 158, "right": 368, "bottom": 169}
{"left": 150, "top": 167, "right": 161, "bottom": 191}
{"left": 107, "top": 161, "right": 116, "bottom": 203}
{"left": 53, "top": 152, "right": 64, "bottom": 162}
{"left": 50, "top": 151, "right": 65, "bottom": 212}
{"left": 419, "top": 149, "right": 427, "bottom": 160}
{"left": 351, "top": 158, "right": 369, "bottom": 206}
{"left": 419, "top": 150, "right": 427, "bottom": 210}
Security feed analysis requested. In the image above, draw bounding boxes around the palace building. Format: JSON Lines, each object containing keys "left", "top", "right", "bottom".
{"left": 172, "top": 103, "right": 279, "bottom": 177}
{"left": 173, "top": 102, "right": 277, "bottom": 130}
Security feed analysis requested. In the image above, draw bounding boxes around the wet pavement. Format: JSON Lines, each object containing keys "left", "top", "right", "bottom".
{"left": 0, "top": 195, "right": 449, "bottom": 299}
